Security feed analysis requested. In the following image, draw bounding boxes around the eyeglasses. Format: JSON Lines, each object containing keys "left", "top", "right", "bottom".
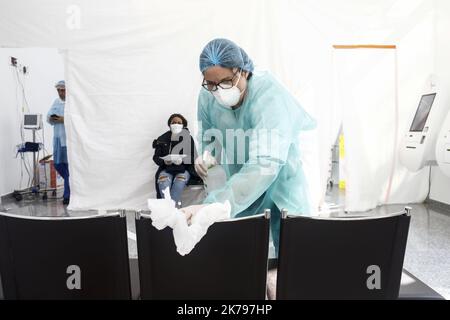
{"left": 202, "top": 69, "right": 241, "bottom": 92}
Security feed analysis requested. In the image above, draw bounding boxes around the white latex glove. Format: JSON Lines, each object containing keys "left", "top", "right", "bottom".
{"left": 180, "top": 204, "right": 209, "bottom": 224}
{"left": 183, "top": 210, "right": 193, "bottom": 223}
{"left": 203, "top": 151, "right": 217, "bottom": 168}
{"left": 164, "top": 159, "right": 173, "bottom": 165}
{"left": 173, "top": 158, "right": 183, "bottom": 166}
{"left": 195, "top": 151, "right": 217, "bottom": 180}
{"left": 194, "top": 156, "right": 208, "bottom": 180}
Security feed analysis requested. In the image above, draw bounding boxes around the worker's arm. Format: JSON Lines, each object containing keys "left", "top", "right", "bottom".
{"left": 202, "top": 96, "right": 293, "bottom": 217}
{"left": 53, "top": 116, "right": 64, "bottom": 124}
{"left": 188, "top": 135, "right": 199, "bottom": 166}
{"left": 197, "top": 91, "right": 214, "bottom": 156}
{"left": 195, "top": 90, "right": 217, "bottom": 179}
{"left": 47, "top": 102, "right": 58, "bottom": 125}
{"left": 47, "top": 101, "right": 65, "bottom": 124}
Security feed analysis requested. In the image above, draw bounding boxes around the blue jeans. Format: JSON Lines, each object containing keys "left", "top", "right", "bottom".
{"left": 157, "top": 170, "right": 190, "bottom": 205}
{"left": 54, "top": 163, "right": 70, "bottom": 200}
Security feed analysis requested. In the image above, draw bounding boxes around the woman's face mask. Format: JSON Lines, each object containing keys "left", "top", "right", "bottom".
{"left": 170, "top": 124, "right": 183, "bottom": 135}
{"left": 212, "top": 71, "right": 245, "bottom": 109}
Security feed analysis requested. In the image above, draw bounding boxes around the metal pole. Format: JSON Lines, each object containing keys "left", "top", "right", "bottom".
{"left": 33, "top": 129, "right": 37, "bottom": 190}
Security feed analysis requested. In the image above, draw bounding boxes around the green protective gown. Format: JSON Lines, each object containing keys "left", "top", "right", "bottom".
{"left": 197, "top": 70, "right": 317, "bottom": 253}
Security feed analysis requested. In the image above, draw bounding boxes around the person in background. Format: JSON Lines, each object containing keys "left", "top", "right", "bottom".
{"left": 153, "top": 114, "right": 198, "bottom": 206}
{"left": 47, "top": 80, "right": 70, "bottom": 205}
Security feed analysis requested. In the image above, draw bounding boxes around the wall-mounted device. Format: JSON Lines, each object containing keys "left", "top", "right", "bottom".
{"left": 10, "top": 56, "right": 17, "bottom": 67}
{"left": 9, "top": 57, "right": 28, "bottom": 74}
{"left": 409, "top": 93, "right": 436, "bottom": 134}
{"left": 399, "top": 93, "right": 447, "bottom": 172}
{"left": 23, "top": 114, "right": 43, "bottom": 130}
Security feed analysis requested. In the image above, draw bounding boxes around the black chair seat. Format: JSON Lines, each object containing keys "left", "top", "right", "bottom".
{"left": 136, "top": 213, "right": 270, "bottom": 300}
{"left": 0, "top": 212, "right": 131, "bottom": 300}
{"left": 277, "top": 209, "right": 411, "bottom": 300}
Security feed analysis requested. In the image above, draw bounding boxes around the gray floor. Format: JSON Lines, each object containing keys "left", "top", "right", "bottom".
{"left": 1, "top": 188, "right": 449, "bottom": 299}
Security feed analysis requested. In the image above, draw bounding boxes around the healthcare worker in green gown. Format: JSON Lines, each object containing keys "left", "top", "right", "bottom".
{"left": 182, "top": 38, "right": 316, "bottom": 256}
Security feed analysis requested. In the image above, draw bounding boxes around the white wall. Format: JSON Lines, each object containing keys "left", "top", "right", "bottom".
{"left": 0, "top": 48, "right": 64, "bottom": 196}
{"left": 0, "top": 1, "right": 447, "bottom": 209}
{"left": 430, "top": 0, "right": 450, "bottom": 205}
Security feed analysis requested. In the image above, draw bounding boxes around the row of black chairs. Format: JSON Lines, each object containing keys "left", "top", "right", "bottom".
{"left": 0, "top": 208, "right": 411, "bottom": 300}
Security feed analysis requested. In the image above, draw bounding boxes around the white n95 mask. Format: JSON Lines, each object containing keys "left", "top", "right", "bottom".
{"left": 170, "top": 124, "right": 183, "bottom": 135}
{"left": 212, "top": 72, "right": 245, "bottom": 108}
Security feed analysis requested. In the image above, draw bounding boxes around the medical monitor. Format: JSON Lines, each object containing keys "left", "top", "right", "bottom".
{"left": 23, "top": 114, "right": 43, "bottom": 130}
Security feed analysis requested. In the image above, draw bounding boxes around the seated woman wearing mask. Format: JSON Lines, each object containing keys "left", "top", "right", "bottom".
{"left": 153, "top": 114, "right": 198, "bottom": 205}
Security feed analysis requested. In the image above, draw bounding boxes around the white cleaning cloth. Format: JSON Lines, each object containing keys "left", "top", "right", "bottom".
{"left": 147, "top": 188, "right": 231, "bottom": 256}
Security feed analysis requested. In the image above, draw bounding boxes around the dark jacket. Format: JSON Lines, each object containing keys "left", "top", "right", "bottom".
{"left": 153, "top": 128, "right": 199, "bottom": 198}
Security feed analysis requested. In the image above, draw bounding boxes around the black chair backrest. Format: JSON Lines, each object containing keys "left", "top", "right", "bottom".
{"left": 0, "top": 212, "right": 131, "bottom": 300}
{"left": 277, "top": 210, "right": 411, "bottom": 300}
{"left": 136, "top": 213, "right": 270, "bottom": 300}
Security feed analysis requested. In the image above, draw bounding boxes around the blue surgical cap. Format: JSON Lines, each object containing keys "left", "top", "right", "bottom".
{"left": 55, "top": 80, "right": 65, "bottom": 88}
{"left": 199, "top": 38, "right": 254, "bottom": 73}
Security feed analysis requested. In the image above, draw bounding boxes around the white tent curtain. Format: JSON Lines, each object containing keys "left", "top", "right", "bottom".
{"left": 0, "top": 0, "right": 438, "bottom": 211}
{"left": 335, "top": 48, "right": 425, "bottom": 212}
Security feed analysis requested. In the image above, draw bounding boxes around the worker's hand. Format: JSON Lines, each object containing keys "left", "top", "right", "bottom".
{"left": 180, "top": 204, "right": 209, "bottom": 224}
{"left": 183, "top": 210, "right": 193, "bottom": 224}
{"left": 173, "top": 158, "right": 183, "bottom": 166}
{"left": 194, "top": 156, "right": 208, "bottom": 180}
{"left": 164, "top": 159, "right": 173, "bottom": 165}
{"left": 52, "top": 115, "right": 64, "bottom": 124}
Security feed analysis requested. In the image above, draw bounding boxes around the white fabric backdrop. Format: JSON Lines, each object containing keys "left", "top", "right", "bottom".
{"left": 334, "top": 2, "right": 436, "bottom": 211}
{"left": 335, "top": 49, "right": 430, "bottom": 212}
{"left": 0, "top": 0, "right": 438, "bottom": 211}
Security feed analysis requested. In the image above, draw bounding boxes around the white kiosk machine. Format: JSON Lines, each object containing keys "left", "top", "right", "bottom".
{"left": 436, "top": 110, "right": 450, "bottom": 177}
{"left": 399, "top": 93, "right": 445, "bottom": 172}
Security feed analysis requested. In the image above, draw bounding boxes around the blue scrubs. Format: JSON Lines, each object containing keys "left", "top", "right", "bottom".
{"left": 47, "top": 98, "right": 70, "bottom": 200}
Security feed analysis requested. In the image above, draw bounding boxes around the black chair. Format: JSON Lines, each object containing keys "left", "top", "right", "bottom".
{"left": 187, "top": 175, "right": 204, "bottom": 186}
{"left": 277, "top": 207, "right": 411, "bottom": 300}
{"left": 0, "top": 211, "right": 131, "bottom": 300}
{"left": 136, "top": 210, "right": 270, "bottom": 300}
